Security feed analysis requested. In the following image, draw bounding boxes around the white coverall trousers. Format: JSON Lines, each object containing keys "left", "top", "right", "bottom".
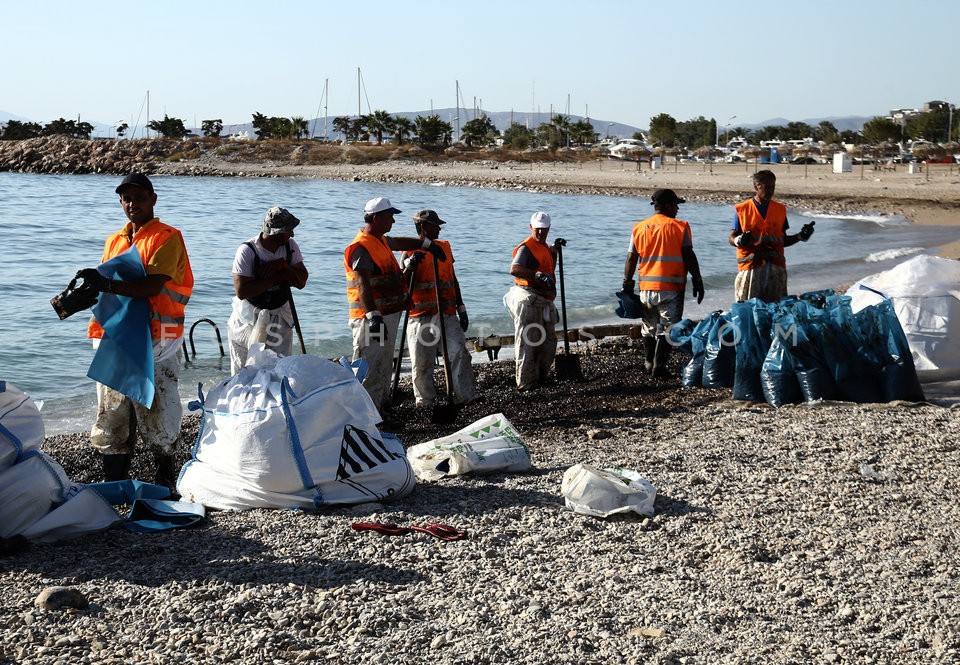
{"left": 503, "top": 285, "right": 558, "bottom": 391}
{"left": 406, "top": 312, "right": 477, "bottom": 407}
{"left": 349, "top": 311, "right": 402, "bottom": 415}
{"left": 227, "top": 299, "right": 294, "bottom": 374}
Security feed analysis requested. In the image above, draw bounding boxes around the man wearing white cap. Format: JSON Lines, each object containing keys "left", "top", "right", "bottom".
{"left": 227, "top": 206, "right": 309, "bottom": 374}
{"left": 504, "top": 211, "right": 562, "bottom": 391}
{"left": 344, "top": 197, "right": 447, "bottom": 427}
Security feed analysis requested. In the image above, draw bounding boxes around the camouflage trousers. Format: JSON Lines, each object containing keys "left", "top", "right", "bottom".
{"left": 90, "top": 350, "right": 183, "bottom": 456}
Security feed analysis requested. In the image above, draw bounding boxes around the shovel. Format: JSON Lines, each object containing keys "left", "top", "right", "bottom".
{"left": 390, "top": 269, "right": 418, "bottom": 405}
{"left": 286, "top": 288, "right": 307, "bottom": 354}
{"left": 431, "top": 255, "right": 461, "bottom": 424}
{"left": 554, "top": 240, "right": 583, "bottom": 381}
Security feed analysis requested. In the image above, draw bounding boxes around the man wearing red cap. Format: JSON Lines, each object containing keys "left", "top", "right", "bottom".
{"left": 623, "top": 189, "right": 704, "bottom": 379}
{"left": 344, "top": 197, "right": 447, "bottom": 428}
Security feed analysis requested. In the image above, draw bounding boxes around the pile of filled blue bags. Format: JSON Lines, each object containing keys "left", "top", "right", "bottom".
{"left": 668, "top": 289, "right": 925, "bottom": 407}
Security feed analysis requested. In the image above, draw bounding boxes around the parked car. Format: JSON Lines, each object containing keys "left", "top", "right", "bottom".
{"left": 791, "top": 156, "right": 818, "bottom": 165}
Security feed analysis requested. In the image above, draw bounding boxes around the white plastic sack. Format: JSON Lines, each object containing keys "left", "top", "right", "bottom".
{"left": 177, "top": 354, "right": 415, "bottom": 511}
{"left": 0, "top": 380, "right": 45, "bottom": 470}
{"left": 561, "top": 464, "right": 657, "bottom": 518}
{"left": 406, "top": 413, "right": 531, "bottom": 481}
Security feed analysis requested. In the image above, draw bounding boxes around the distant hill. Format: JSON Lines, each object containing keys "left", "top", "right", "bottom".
{"left": 2, "top": 107, "right": 873, "bottom": 141}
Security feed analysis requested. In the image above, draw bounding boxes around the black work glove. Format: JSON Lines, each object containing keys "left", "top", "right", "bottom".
{"left": 735, "top": 230, "right": 755, "bottom": 248}
{"left": 535, "top": 271, "right": 555, "bottom": 288}
{"left": 76, "top": 267, "right": 110, "bottom": 292}
{"left": 621, "top": 278, "right": 636, "bottom": 294}
{"left": 367, "top": 315, "right": 385, "bottom": 339}
{"left": 798, "top": 221, "right": 815, "bottom": 241}
{"left": 458, "top": 309, "right": 469, "bottom": 331}
{"left": 692, "top": 276, "right": 705, "bottom": 304}
{"left": 552, "top": 237, "right": 567, "bottom": 249}
{"left": 424, "top": 242, "right": 447, "bottom": 262}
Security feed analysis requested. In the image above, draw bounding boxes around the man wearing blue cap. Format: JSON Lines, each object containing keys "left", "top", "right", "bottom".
{"left": 344, "top": 197, "right": 447, "bottom": 429}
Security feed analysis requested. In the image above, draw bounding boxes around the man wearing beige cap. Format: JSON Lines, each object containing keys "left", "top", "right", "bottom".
{"left": 504, "top": 211, "right": 561, "bottom": 391}
{"left": 344, "top": 197, "right": 447, "bottom": 428}
{"left": 400, "top": 209, "right": 477, "bottom": 408}
{"left": 228, "top": 206, "right": 309, "bottom": 373}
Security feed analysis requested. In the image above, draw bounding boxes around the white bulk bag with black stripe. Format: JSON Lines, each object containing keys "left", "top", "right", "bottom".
{"left": 177, "top": 355, "right": 415, "bottom": 511}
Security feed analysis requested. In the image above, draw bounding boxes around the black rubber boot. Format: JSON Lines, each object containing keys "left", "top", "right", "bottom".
{"left": 102, "top": 454, "right": 131, "bottom": 482}
{"left": 642, "top": 337, "right": 657, "bottom": 374}
{"left": 652, "top": 335, "right": 672, "bottom": 379}
{"left": 154, "top": 454, "right": 178, "bottom": 491}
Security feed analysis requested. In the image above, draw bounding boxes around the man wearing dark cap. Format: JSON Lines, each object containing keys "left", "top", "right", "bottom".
{"left": 83, "top": 173, "right": 194, "bottom": 488}
{"left": 400, "top": 210, "right": 477, "bottom": 408}
{"left": 623, "top": 189, "right": 704, "bottom": 378}
{"left": 729, "top": 170, "right": 814, "bottom": 302}
{"left": 227, "top": 206, "right": 309, "bottom": 373}
{"left": 344, "top": 196, "right": 448, "bottom": 428}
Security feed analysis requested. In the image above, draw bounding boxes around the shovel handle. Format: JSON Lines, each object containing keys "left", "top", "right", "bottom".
{"left": 557, "top": 244, "right": 571, "bottom": 355}
{"left": 287, "top": 288, "right": 307, "bottom": 355}
{"left": 433, "top": 256, "right": 454, "bottom": 401}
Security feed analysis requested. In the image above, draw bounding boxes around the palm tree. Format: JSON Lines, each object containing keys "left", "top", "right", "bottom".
{"left": 290, "top": 116, "right": 309, "bottom": 140}
{"left": 366, "top": 110, "right": 394, "bottom": 145}
{"left": 551, "top": 114, "right": 572, "bottom": 148}
{"left": 392, "top": 116, "right": 414, "bottom": 145}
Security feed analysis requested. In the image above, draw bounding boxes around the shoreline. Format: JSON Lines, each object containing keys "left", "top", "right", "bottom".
{"left": 159, "top": 155, "right": 960, "bottom": 259}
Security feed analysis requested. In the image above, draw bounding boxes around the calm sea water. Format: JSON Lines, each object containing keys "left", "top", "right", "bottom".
{"left": 2, "top": 172, "right": 958, "bottom": 434}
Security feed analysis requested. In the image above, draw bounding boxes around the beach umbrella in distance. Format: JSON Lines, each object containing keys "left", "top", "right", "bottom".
{"left": 849, "top": 143, "right": 874, "bottom": 180}
{"left": 943, "top": 141, "right": 960, "bottom": 173}
{"left": 792, "top": 144, "right": 822, "bottom": 178}
{"left": 694, "top": 145, "right": 722, "bottom": 172}
{"left": 912, "top": 142, "right": 946, "bottom": 181}
{"left": 741, "top": 146, "right": 761, "bottom": 172}
{"left": 665, "top": 147, "right": 682, "bottom": 172}
{"left": 594, "top": 144, "right": 609, "bottom": 169}
{"left": 628, "top": 146, "right": 651, "bottom": 172}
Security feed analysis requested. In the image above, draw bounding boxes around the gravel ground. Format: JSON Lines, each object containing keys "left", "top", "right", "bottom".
{"left": 3, "top": 338, "right": 960, "bottom": 664}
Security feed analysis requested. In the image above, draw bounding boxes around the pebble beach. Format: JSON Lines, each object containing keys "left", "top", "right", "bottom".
{"left": 3, "top": 155, "right": 960, "bottom": 664}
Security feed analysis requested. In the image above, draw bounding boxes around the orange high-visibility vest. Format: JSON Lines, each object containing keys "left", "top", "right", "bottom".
{"left": 87, "top": 219, "right": 193, "bottom": 342}
{"left": 512, "top": 237, "right": 556, "bottom": 301}
{"left": 735, "top": 199, "right": 787, "bottom": 271}
{"left": 631, "top": 213, "right": 690, "bottom": 292}
{"left": 344, "top": 230, "right": 407, "bottom": 319}
{"left": 406, "top": 240, "right": 457, "bottom": 317}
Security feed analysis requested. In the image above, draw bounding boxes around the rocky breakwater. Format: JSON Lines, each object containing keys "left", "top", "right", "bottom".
{"left": 0, "top": 135, "right": 224, "bottom": 176}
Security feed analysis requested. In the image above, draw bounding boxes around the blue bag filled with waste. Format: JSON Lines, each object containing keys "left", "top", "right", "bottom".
{"left": 855, "top": 300, "right": 925, "bottom": 402}
{"left": 668, "top": 318, "right": 706, "bottom": 387}
{"left": 702, "top": 311, "right": 736, "bottom": 389}
{"left": 760, "top": 310, "right": 804, "bottom": 408}
{"left": 785, "top": 301, "right": 840, "bottom": 402}
{"left": 730, "top": 300, "right": 771, "bottom": 402}
{"left": 826, "top": 295, "right": 885, "bottom": 403}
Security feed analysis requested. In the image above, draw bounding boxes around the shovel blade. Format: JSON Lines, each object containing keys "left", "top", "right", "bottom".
{"left": 431, "top": 402, "right": 461, "bottom": 424}
{"left": 555, "top": 354, "right": 583, "bottom": 381}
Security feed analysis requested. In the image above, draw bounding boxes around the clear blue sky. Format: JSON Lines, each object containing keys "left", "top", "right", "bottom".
{"left": 4, "top": 0, "right": 958, "bottom": 129}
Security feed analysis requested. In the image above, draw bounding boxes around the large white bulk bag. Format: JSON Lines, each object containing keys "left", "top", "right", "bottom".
{"left": 0, "top": 380, "right": 45, "bottom": 470}
{"left": 0, "top": 452, "right": 71, "bottom": 538}
{"left": 847, "top": 255, "right": 960, "bottom": 379}
{"left": 177, "top": 355, "right": 415, "bottom": 511}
